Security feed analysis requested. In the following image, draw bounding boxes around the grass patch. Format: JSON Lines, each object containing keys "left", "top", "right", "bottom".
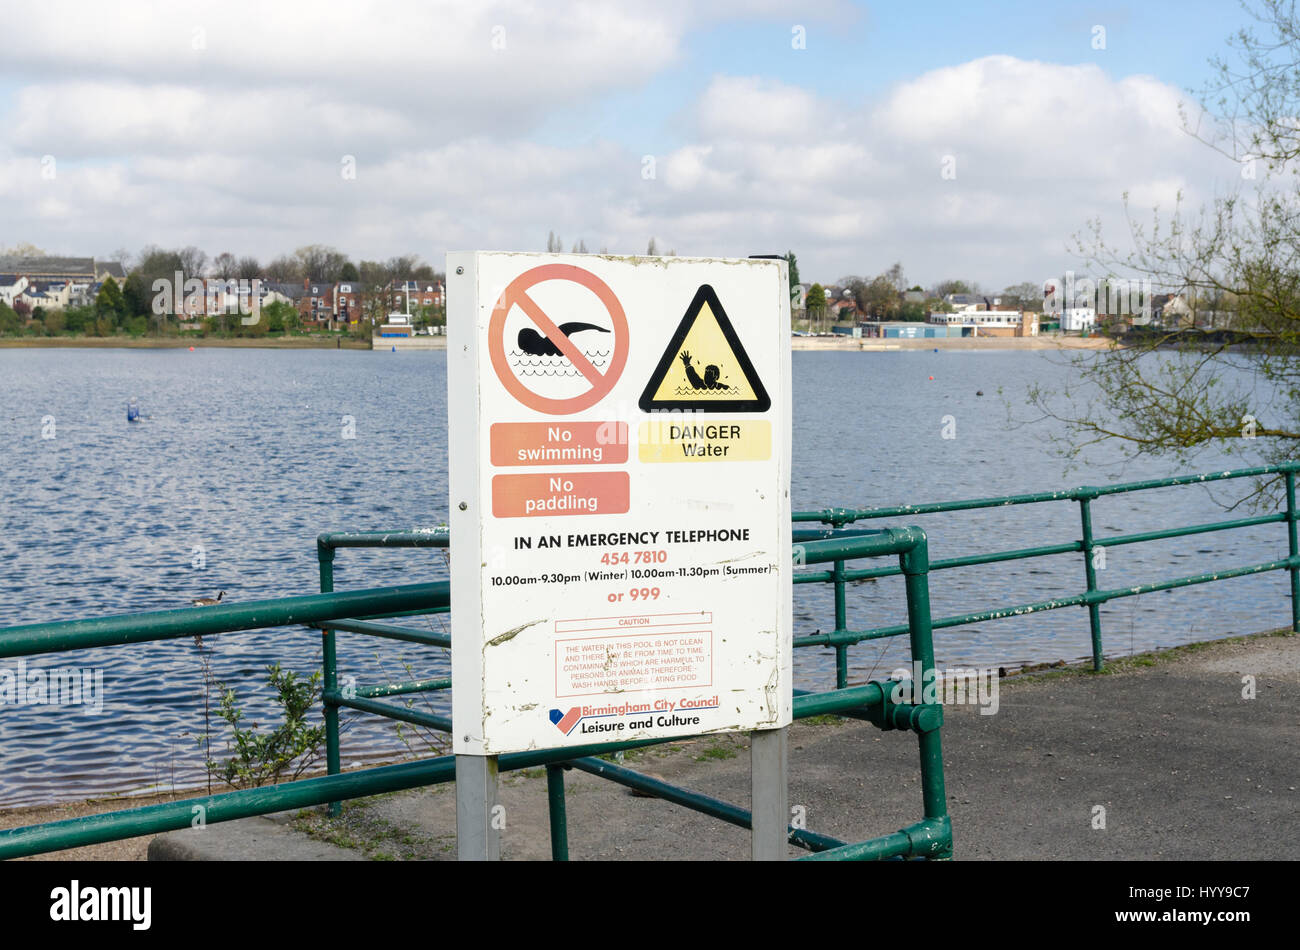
{"left": 692, "top": 737, "right": 741, "bottom": 762}
{"left": 800, "top": 714, "right": 848, "bottom": 726}
{"left": 290, "top": 792, "right": 452, "bottom": 861}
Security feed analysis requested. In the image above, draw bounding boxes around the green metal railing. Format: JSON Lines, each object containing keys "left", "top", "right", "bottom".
{"left": 0, "top": 581, "right": 449, "bottom": 859}
{"left": 315, "top": 528, "right": 452, "bottom": 815}
{"left": 793, "top": 461, "right": 1300, "bottom": 677}
{"left": 311, "top": 526, "right": 951, "bottom": 859}
{"left": 542, "top": 529, "right": 950, "bottom": 861}
{"left": 5, "top": 459, "right": 1293, "bottom": 860}
{"left": 0, "top": 526, "right": 950, "bottom": 861}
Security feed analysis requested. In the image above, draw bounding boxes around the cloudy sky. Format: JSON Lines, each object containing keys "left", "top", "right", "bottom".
{"left": 0, "top": 0, "right": 1261, "bottom": 289}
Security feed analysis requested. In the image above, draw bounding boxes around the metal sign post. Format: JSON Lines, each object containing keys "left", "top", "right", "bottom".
{"left": 750, "top": 726, "right": 789, "bottom": 860}
{"left": 448, "top": 252, "right": 792, "bottom": 860}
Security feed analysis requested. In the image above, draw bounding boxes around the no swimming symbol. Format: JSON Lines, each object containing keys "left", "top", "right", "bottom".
{"left": 489, "top": 264, "right": 629, "bottom": 415}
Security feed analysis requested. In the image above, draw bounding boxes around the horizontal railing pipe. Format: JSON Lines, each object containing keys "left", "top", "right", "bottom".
{"left": 794, "top": 461, "right": 1300, "bottom": 526}
{"left": 308, "top": 618, "right": 450, "bottom": 648}
{"left": 565, "top": 756, "right": 846, "bottom": 853}
{"left": 0, "top": 756, "right": 458, "bottom": 860}
{"left": 328, "top": 693, "right": 453, "bottom": 732}
{"left": 0, "top": 581, "right": 451, "bottom": 659}
{"left": 317, "top": 529, "right": 449, "bottom": 550}
{"left": 353, "top": 677, "right": 451, "bottom": 699}
{"left": 1096, "top": 513, "right": 1286, "bottom": 549}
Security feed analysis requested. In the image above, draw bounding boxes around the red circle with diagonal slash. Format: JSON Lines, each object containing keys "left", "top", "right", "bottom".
{"left": 488, "top": 264, "right": 629, "bottom": 415}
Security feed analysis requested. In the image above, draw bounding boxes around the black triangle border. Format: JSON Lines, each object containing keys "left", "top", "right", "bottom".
{"left": 638, "top": 284, "right": 772, "bottom": 413}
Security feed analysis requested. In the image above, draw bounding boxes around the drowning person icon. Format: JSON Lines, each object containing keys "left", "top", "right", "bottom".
{"left": 678, "top": 350, "right": 729, "bottom": 390}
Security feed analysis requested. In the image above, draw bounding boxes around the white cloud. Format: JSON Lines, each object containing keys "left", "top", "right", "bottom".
{"left": 0, "top": 23, "right": 1247, "bottom": 289}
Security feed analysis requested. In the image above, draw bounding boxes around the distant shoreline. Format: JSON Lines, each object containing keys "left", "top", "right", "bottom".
{"left": 791, "top": 334, "right": 1117, "bottom": 352}
{"left": 0, "top": 334, "right": 1108, "bottom": 353}
{"left": 0, "top": 336, "right": 375, "bottom": 350}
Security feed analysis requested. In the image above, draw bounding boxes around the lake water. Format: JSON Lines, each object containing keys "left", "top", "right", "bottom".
{"left": 0, "top": 347, "right": 1290, "bottom": 805}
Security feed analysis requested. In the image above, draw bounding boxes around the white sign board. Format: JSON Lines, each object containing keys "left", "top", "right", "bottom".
{"left": 448, "top": 252, "right": 791, "bottom": 755}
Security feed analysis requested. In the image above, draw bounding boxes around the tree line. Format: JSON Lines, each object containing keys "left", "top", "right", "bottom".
{"left": 0, "top": 243, "right": 442, "bottom": 339}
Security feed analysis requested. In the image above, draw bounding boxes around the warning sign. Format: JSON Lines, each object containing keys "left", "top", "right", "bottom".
{"left": 488, "top": 263, "right": 629, "bottom": 416}
{"left": 448, "top": 252, "right": 791, "bottom": 756}
{"left": 639, "top": 284, "right": 770, "bottom": 413}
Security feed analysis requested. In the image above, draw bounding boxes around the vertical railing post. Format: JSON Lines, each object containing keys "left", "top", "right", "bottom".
{"left": 898, "top": 532, "right": 950, "bottom": 858}
{"left": 1077, "top": 491, "right": 1105, "bottom": 671}
{"left": 318, "top": 541, "right": 342, "bottom": 816}
{"left": 833, "top": 558, "right": 848, "bottom": 689}
{"left": 1287, "top": 470, "right": 1300, "bottom": 634}
{"left": 546, "top": 764, "right": 569, "bottom": 861}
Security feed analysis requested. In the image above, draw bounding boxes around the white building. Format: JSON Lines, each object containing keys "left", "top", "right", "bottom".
{"left": 929, "top": 310, "right": 1024, "bottom": 327}
{"left": 1062, "top": 308, "right": 1097, "bottom": 332}
{"left": 0, "top": 276, "right": 29, "bottom": 307}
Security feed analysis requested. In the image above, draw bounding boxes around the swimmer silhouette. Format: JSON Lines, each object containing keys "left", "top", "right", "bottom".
{"left": 517, "top": 322, "right": 610, "bottom": 357}
{"left": 679, "top": 350, "right": 726, "bottom": 390}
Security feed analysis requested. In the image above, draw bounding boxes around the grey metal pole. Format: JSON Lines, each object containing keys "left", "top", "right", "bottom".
{"left": 456, "top": 754, "right": 500, "bottom": 861}
{"left": 750, "top": 726, "right": 789, "bottom": 861}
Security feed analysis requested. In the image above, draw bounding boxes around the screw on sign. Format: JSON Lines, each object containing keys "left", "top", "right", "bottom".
{"left": 488, "top": 264, "right": 629, "bottom": 415}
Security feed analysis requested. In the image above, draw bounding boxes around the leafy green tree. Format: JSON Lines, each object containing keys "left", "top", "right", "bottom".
{"left": 123, "top": 272, "right": 152, "bottom": 321}
{"left": 0, "top": 300, "right": 20, "bottom": 334}
{"left": 899, "top": 301, "right": 928, "bottom": 322}
{"left": 806, "top": 283, "right": 827, "bottom": 310}
{"left": 262, "top": 299, "right": 296, "bottom": 333}
{"left": 338, "top": 261, "right": 360, "bottom": 281}
{"left": 96, "top": 276, "right": 128, "bottom": 326}
{"left": 786, "top": 251, "right": 801, "bottom": 304}
{"left": 861, "top": 274, "right": 900, "bottom": 319}
{"left": 64, "top": 305, "right": 94, "bottom": 334}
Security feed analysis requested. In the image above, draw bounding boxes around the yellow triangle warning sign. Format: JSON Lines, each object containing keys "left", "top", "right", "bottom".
{"left": 639, "top": 285, "right": 771, "bottom": 412}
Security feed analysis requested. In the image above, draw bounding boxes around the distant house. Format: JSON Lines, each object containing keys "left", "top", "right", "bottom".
{"left": 300, "top": 279, "right": 336, "bottom": 327}
{"left": 1062, "top": 308, "right": 1097, "bottom": 332}
{"left": 12, "top": 280, "right": 73, "bottom": 311}
{"left": 95, "top": 261, "right": 127, "bottom": 283}
{"left": 827, "top": 298, "right": 857, "bottom": 321}
{"left": 0, "top": 255, "right": 124, "bottom": 285}
{"left": 68, "top": 280, "right": 94, "bottom": 307}
{"left": 0, "top": 275, "right": 29, "bottom": 307}
{"left": 382, "top": 278, "right": 443, "bottom": 312}
{"left": 335, "top": 282, "right": 365, "bottom": 325}
{"left": 0, "top": 256, "right": 96, "bottom": 282}
{"left": 1152, "top": 293, "right": 1193, "bottom": 328}
{"left": 17, "top": 286, "right": 57, "bottom": 312}
{"left": 263, "top": 281, "right": 305, "bottom": 304}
